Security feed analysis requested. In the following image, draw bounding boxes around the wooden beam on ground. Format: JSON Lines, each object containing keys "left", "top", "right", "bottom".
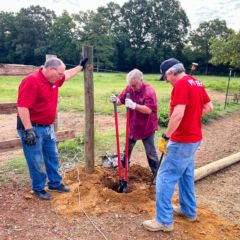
{"left": 195, "top": 152, "right": 240, "bottom": 181}
{"left": 0, "top": 103, "right": 17, "bottom": 114}
{"left": 0, "top": 130, "right": 75, "bottom": 153}
{"left": 83, "top": 45, "right": 94, "bottom": 173}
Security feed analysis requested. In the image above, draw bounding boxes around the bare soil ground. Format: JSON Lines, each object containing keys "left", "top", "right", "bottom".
{"left": 0, "top": 102, "right": 240, "bottom": 239}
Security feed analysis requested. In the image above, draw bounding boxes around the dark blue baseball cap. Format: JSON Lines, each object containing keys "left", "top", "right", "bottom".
{"left": 160, "top": 58, "right": 180, "bottom": 80}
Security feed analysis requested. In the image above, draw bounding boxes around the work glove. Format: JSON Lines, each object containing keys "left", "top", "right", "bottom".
{"left": 158, "top": 133, "right": 169, "bottom": 154}
{"left": 125, "top": 98, "right": 136, "bottom": 109}
{"left": 110, "top": 93, "right": 118, "bottom": 103}
{"left": 23, "top": 128, "right": 38, "bottom": 146}
{"left": 79, "top": 58, "right": 88, "bottom": 69}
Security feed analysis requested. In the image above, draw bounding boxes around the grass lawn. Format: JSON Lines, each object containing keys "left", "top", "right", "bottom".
{"left": 0, "top": 72, "right": 239, "bottom": 167}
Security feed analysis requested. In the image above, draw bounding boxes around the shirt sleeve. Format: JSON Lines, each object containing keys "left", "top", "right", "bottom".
{"left": 17, "top": 77, "right": 37, "bottom": 108}
{"left": 202, "top": 86, "right": 211, "bottom": 104}
{"left": 171, "top": 81, "right": 189, "bottom": 106}
{"left": 118, "top": 86, "right": 130, "bottom": 104}
{"left": 144, "top": 90, "right": 158, "bottom": 112}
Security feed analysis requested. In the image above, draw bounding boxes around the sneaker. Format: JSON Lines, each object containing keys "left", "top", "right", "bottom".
{"left": 34, "top": 190, "right": 51, "bottom": 200}
{"left": 173, "top": 205, "right": 196, "bottom": 222}
{"left": 143, "top": 219, "right": 173, "bottom": 232}
{"left": 48, "top": 184, "right": 70, "bottom": 193}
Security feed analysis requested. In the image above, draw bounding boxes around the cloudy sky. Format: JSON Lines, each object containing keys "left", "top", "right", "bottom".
{"left": 1, "top": 0, "right": 239, "bottom": 31}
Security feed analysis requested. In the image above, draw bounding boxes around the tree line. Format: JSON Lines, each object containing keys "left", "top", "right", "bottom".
{"left": 0, "top": 0, "right": 239, "bottom": 75}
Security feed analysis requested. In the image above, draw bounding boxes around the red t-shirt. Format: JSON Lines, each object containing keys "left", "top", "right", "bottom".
{"left": 17, "top": 68, "right": 65, "bottom": 125}
{"left": 118, "top": 82, "right": 158, "bottom": 140}
{"left": 170, "top": 75, "right": 211, "bottom": 143}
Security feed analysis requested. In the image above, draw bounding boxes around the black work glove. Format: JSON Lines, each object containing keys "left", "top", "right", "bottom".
{"left": 23, "top": 128, "right": 38, "bottom": 146}
{"left": 79, "top": 58, "right": 88, "bottom": 69}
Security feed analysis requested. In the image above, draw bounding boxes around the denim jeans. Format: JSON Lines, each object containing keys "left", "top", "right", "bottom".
{"left": 18, "top": 125, "right": 62, "bottom": 191}
{"left": 122, "top": 132, "right": 159, "bottom": 174}
{"left": 156, "top": 140, "right": 201, "bottom": 225}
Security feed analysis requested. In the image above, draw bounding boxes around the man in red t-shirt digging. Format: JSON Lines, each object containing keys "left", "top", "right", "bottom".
{"left": 17, "top": 57, "right": 88, "bottom": 200}
{"left": 143, "top": 58, "right": 213, "bottom": 232}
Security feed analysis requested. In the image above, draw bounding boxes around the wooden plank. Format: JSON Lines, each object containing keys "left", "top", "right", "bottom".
{"left": 0, "top": 103, "right": 17, "bottom": 114}
{"left": 0, "top": 130, "right": 75, "bottom": 153}
{"left": 83, "top": 46, "right": 95, "bottom": 173}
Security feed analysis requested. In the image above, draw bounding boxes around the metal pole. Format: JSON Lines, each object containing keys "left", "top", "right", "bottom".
{"left": 83, "top": 46, "right": 94, "bottom": 173}
{"left": 224, "top": 68, "right": 232, "bottom": 109}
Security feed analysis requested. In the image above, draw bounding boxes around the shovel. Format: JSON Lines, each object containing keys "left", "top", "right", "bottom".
{"left": 149, "top": 152, "right": 164, "bottom": 188}
{"left": 113, "top": 101, "right": 123, "bottom": 191}
{"left": 119, "top": 93, "right": 131, "bottom": 193}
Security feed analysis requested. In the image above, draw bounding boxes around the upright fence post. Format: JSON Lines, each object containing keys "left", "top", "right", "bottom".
{"left": 224, "top": 68, "right": 232, "bottom": 109}
{"left": 83, "top": 46, "right": 94, "bottom": 173}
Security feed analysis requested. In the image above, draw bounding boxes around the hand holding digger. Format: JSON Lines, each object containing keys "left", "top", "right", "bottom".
{"left": 158, "top": 133, "right": 169, "bottom": 154}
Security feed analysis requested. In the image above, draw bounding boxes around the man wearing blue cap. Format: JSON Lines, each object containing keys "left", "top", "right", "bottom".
{"left": 143, "top": 58, "right": 213, "bottom": 232}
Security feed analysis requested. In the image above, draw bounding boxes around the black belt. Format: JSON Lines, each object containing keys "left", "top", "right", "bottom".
{"left": 32, "top": 123, "right": 50, "bottom": 127}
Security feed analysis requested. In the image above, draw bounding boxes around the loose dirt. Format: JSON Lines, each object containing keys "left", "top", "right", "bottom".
{"left": 0, "top": 98, "right": 240, "bottom": 239}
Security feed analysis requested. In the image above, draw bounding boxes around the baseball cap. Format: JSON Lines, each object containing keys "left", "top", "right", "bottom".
{"left": 160, "top": 58, "right": 180, "bottom": 80}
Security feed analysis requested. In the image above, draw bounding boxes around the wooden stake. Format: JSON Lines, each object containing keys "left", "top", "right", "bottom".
{"left": 83, "top": 46, "right": 94, "bottom": 173}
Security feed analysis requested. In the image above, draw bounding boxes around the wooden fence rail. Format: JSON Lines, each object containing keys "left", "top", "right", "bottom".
{"left": 0, "top": 103, "right": 76, "bottom": 153}
{"left": 0, "top": 130, "right": 75, "bottom": 153}
{"left": 0, "top": 103, "right": 17, "bottom": 114}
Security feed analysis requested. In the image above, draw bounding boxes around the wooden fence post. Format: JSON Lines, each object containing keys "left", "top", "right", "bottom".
{"left": 83, "top": 46, "right": 94, "bottom": 173}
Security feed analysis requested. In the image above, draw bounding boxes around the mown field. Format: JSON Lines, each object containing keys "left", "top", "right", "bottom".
{"left": 0, "top": 72, "right": 239, "bottom": 169}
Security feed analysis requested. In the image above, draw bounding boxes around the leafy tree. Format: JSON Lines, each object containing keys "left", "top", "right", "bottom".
{"left": 189, "top": 19, "right": 233, "bottom": 74}
{"left": 47, "top": 11, "right": 79, "bottom": 65}
{"left": 0, "top": 11, "right": 16, "bottom": 63}
{"left": 210, "top": 32, "right": 240, "bottom": 68}
{"left": 74, "top": 7, "right": 116, "bottom": 70}
{"left": 14, "top": 5, "right": 56, "bottom": 65}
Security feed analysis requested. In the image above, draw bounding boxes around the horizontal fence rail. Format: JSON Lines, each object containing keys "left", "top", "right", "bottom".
{"left": 0, "top": 103, "right": 17, "bottom": 114}
{"left": 0, "top": 130, "right": 75, "bottom": 153}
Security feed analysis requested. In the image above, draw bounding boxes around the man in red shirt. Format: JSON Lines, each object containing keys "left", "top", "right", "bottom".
{"left": 110, "top": 68, "right": 159, "bottom": 175}
{"left": 143, "top": 58, "right": 213, "bottom": 232}
{"left": 17, "top": 57, "right": 88, "bottom": 200}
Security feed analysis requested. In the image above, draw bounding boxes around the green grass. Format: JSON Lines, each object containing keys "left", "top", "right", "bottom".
{"left": 1, "top": 72, "right": 239, "bottom": 167}
{"left": 197, "top": 75, "right": 240, "bottom": 92}
{"left": 0, "top": 156, "right": 29, "bottom": 184}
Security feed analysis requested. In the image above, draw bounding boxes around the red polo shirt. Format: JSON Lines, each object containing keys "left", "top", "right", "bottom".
{"left": 17, "top": 68, "right": 65, "bottom": 125}
{"left": 118, "top": 82, "right": 158, "bottom": 140}
{"left": 170, "top": 75, "right": 211, "bottom": 143}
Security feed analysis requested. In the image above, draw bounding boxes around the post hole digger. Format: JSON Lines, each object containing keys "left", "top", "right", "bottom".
{"left": 113, "top": 93, "right": 130, "bottom": 193}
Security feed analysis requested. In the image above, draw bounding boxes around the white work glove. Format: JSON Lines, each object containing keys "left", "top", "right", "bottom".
{"left": 110, "top": 94, "right": 118, "bottom": 103}
{"left": 125, "top": 98, "right": 137, "bottom": 109}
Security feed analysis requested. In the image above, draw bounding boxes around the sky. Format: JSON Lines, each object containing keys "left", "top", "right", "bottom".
{"left": 1, "top": 0, "right": 240, "bottom": 31}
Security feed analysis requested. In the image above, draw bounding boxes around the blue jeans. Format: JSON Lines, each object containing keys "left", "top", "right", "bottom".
{"left": 123, "top": 132, "right": 159, "bottom": 174}
{"left": 18, "top": 125, "right": 62, "bottom": 191}
{"left": 156, "top": 140, "right": 201, "bottom": 225}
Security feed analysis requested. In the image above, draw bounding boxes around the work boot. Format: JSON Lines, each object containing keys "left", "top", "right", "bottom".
{"left": 34, "top": 190, "right": 51, "bottom": 200}
{"left": 173, "top": 205, "right": 197, "bottom": 222}
{"left": 143, "top": 219, "right": 173, "bottom": 232}
{"left": 48, "top": 184, "right": 70, "bottom": 193}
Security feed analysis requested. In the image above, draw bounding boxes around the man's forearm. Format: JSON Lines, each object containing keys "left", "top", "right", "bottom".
{"left": 18, "top": 107, "right": 32, "bottom": 129}
{"left": 64, "top": 66, "right": 82, "bottom": 81}
{"left": 135, "top": 104, "right": 152, "bottom": 114}
{"left": 202, "top": 101, "right": 213, "bottom": 116}
{"left": 165, "top": 114, "right": 183, "bottom": 137}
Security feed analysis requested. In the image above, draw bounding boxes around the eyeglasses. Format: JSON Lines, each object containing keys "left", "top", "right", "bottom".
{"left": 53, "top": 68, "right": 64, "bottom": 77}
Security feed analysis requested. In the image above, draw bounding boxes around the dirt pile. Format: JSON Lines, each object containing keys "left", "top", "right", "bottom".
{"left": 51, "top": 164, "right": 240, "bottom": 240}
{"left": 53, "top": 164, "right": 155, "bottom": 216}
